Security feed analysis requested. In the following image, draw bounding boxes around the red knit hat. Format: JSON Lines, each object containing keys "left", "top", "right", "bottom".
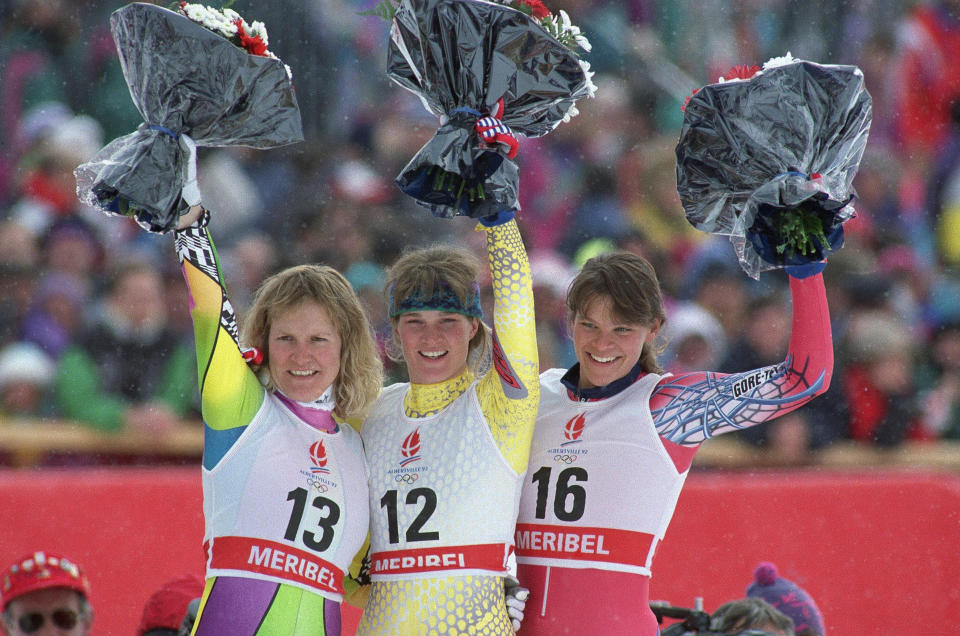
{"left": 137, "top": 574, "right": 205, "bottom": 635}
{"left": 1, "top": 551, "right": 90, "bottom": 610}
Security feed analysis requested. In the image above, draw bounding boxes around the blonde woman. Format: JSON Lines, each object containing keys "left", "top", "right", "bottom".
{"left": 174, "top": 204, "right": 382, "bottom": 635}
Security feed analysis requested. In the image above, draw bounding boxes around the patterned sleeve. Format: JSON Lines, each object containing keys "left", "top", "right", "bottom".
{"left": 651, "top": 273, "right": 833, "bottom": 445}
{"left": 175, "top": 212, "right": 265, "bottom": 467}
{"left": 474, "top": 218, "right": 540, "bottom": 474}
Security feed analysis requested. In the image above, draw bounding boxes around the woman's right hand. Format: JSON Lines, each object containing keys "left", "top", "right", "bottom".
{"left": 177, "top": 205, "right": 204, "bottom": 230}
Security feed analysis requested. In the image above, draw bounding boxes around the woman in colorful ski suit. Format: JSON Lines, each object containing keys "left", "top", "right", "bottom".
{"left": 515, "top": 252, "right": 833, "bottom": 635}
{"left": 175, "top": 204, "right": 383, "bottom": 635}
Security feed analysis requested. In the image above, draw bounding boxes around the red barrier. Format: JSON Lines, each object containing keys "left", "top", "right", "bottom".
{"left": 1, "top": 467, "right": 957, "bottom": 634}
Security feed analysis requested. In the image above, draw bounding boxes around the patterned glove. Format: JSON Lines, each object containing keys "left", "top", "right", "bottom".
{"left": 478, "top": 209, "right": 516, "bottom": 227}
{"left": 785, "top": 260, "right": 826, "bottom": 279}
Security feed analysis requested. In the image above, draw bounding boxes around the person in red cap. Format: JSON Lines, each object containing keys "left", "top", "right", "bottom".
{"left": 137, "top": 574, "right": 204, "bottom": 636}
{"left": 0, "top": 551, "right": 93, "bottom": 635}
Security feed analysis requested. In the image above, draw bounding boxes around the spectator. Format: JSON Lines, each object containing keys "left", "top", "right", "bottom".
{"left": 690, "top": 261, "right": 750, "bottom": 347}
{"left": 745, "top": 561, "right": 826, "bottom": 636}
{"left": 710, "top": 597, "right": 795, "bottom": 636}
{"left": 137, "top": 574, "right": 204, "bottom": 636}
{"left": 840, "top": 311, "right": 921, "bottom": 446}
{"left": 528, "top": 249, "right": 576, "bottom": 370}
{"left": 39, "top": 219, "right": 103, "bottom": 293}
{"left": 20, "top": 273, "right": 88, "bottom": 359}
{"left": 0, "top": 551, "right": 93, "bottom": 636}
{"left": 890, "top": 0, "right": 960, "bottom": 168}
{"left": 915, "top": 319, "right": 960, "bottom": 440}
{"left": 662, "top": 301, "right": 727, "bottom": 374}
{"left": 0, "top": 341, "right": 56, "bottom": 418}
{"left": 54, "top": 263, "right": 196, "bottom": 433}
{"left": 7, "top": 111, "right": 103, "bottom": 239}
{"left": 0, "top": 265, "right": 36, "bottom": 349}
{"left": 0, "top": 1, "right": 77, "bottom": 203}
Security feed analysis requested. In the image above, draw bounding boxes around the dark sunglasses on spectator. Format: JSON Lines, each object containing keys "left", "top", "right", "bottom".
{"left": 17, "top": 608, "right": 79, "bottom": 633}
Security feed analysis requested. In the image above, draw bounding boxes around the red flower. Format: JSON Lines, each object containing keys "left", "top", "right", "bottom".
{"left": 719, "top": 64, "right": 761, "bottom": 81}
{"left": 233, "top": 18, "right": 268, "bottom": 57}
{"left": 682, "top": 63, "right": 761, "bottom": 113}
{"left": 681, "top": 87, "right": 699, "bottom": 112}
{"left": 517, "top": 0, "right": 551, "bottom": 20}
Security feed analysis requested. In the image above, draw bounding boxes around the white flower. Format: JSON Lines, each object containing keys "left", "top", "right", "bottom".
{"left": 763, "top": 52, "right": 796, "bottom": 70}
{"left": 575, "top": 33, "right": 592, "bottom": 52}
{"left": 561, "top": 102, "right": 580, "bottom": 124}
{"left": 179, "top": 2, "right": 276, "bottom": 56}
{"left": 249, "top": 20, "right": 269, "bottom": 45}
{"left": 580, "top": 61, "right": 597, "bottom": 97}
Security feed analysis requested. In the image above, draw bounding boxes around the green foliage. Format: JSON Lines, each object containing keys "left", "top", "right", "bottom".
{"left": 429, "top": 167, "right": 486, "bottom": 205}
{"left": 358, "top": 0, "right": 399, "bottom": 21}
{"left": 776, "top": 202, "right": 831, "bottom": 258}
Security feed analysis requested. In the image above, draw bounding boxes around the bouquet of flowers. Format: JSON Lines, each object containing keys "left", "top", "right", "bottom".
{"left": 675, "top": 53, "right": 872, "bottom": 278}
{"left": 369, "top": 0, "right": 596, "bottom": 218}
{"left": 75, "top": 2, "right": 303, "bottom": 234}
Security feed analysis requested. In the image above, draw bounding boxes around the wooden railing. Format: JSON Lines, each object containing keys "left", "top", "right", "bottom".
{"left": 693, "top": 435, "right": 960, "bottom": 471}
{"left": 2, "top": 416, "right": 959, "bottom": 470}
{"left": 0, "top": 417, "right": 203, "bottom": 467}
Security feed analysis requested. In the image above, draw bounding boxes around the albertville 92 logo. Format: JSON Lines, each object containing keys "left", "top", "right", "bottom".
{"left": 563, "top": 413, "right": 585, "bottom": 445}
{"left": 400, "top": 428, "right": 422, "bottom": 466}
{"left": 310, "top": 440, "right": 330, "bottom": 474}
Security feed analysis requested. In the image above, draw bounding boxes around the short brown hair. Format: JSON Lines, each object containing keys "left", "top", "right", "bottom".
{"left": 241, "top": 264, "right": 383, "bottom": 419}
{"left": 567, "top": 251, "right": 667, "bottom": 373}
{"left": 384, "top": 246, "right": 490, "bottom": 374}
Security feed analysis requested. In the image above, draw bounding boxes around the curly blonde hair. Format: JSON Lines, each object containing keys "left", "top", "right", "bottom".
{"left": 241, "top": 264, "right": 383, "bottom": 419}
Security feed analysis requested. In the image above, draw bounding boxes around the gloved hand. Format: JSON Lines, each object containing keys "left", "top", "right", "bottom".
{"left": 178, "top": 597, "right": 200, "bottom": 636}
{"left": 784, "top": 260, "right": 826, "bottom": 279}
{"left": 505, "top": 584, "right": 529, "bottom": 632}
{"left": 478, "top": 209, "right": 516, "bottom": 227}
{"left": 179, "top": 133, "right": 202, "bottom": 207}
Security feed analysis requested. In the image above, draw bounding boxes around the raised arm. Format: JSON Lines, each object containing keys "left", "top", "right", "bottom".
{"left": 474, "top": 212, "right": 540, "bottom": 473}
{"left": 175, "top": 207, "right": 265, "bottom": 468}
{"left": 651, "top": 271, "right": 832, "bottom": 445}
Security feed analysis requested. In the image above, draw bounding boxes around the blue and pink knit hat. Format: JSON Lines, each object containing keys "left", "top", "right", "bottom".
{"left": 746, "top": 561, "right": 825, "bottom": 635}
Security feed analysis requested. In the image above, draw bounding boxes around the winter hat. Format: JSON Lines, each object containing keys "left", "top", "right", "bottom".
{"left": 1, "top": 551, "right": 90, "bottom": 610}
{"left": 746, "top": 562, "right": 825, "bottom": 635}
{"left": 0, "top": 342, "right": 55, "bottom": 390}
{"left": 137, "top": 574, "right": 205, "bottom": 635}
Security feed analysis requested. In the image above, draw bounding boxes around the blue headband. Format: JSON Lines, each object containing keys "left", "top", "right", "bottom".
{"left": 390, "top": 281, "right": 483, "bottom": 319}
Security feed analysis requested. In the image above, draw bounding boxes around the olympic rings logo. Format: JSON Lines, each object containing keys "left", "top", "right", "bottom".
{"left": 309, "top": 478, "right": 329, "bottom": 493}
{"left": 394, "top": 473, "right": 419, "bottom": 484}
{"left": 554, "top": 454, "right": 577, "bottom": 464}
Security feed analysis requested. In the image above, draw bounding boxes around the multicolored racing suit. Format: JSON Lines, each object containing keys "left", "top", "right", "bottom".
{"left": 176, "top": 212, "right": 368, "bottom": 636}
{"left": 516, "top": 273, "right": 833, "bottom": 635}
{"left": 358, "top": 218, "right": 539, "bottom": 635}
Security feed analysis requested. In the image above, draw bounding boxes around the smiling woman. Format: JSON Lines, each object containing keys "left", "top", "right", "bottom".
{"left": 356, "top": 210, "right": 539, "bottom": 635}
{"left": 172, "top": 205, "right": 383, "bottom": 636}
{"left": 515, "top": 250, "right": 835, "bottom": 635}
{"left": 265, "top": 299, "right": 342, "bottom": 402}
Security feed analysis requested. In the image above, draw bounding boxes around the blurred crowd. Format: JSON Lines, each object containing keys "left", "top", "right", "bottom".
{"left": 2, "top": 0, "right": 960, "bottom": 467}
